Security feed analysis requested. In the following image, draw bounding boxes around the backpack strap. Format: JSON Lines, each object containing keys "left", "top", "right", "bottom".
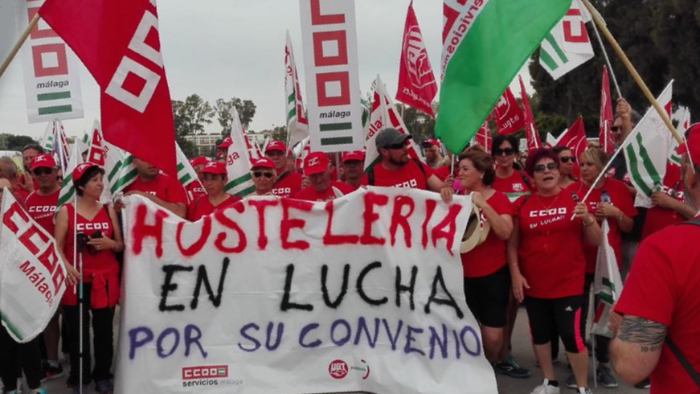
{"left": 666, "top": 336, "right": 700, "bottom": 389}
{"left": 682, "top": 217, "right": 700, "bottom": 227}
{"left": 412, "top": 158, "right": 427, "bottom": 178}
{"left": 367, "top": 167, "right": 375, "bottom": 186}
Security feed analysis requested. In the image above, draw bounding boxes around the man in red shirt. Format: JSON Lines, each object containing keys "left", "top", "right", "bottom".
{"left": 21, "top": 143, "right": 45, "bottom": 193}
{"left": 185, "top": 156, "right": 209, "bottom": 202}
{"left": 340, "top": 150, "right": 365, "bottom": 191}
{"left": 294, "top": 152, "right": 353, "bottom": 201}
{"left": 610, "top": 124, "right": 700, "bottom": 393}
{"left": 265, "top": 140, "right": 302, "bottom": 198}
{"left": 0, "top": 156, "right": 29, "bottom": 206}
{"left": 123, "top": 157, "right": 188, "bottom": 218}
{"left": 363, "top": 128, "right": 452, "bottom": 202}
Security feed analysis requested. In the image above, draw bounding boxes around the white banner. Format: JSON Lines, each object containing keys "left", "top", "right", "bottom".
{"left": 299, "top": 0, "right": 364, "bottom": 153}
{"left": 16, "top": 0, "right": 83, "bottom": 123}
{"left": 0, "top": 188, "right": 68, "bottom": 343}
{"left": 115, "top": 190, "right": 497, "bottom": 394}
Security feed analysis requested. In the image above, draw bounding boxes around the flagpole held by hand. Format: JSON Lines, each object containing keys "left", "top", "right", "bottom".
{"left": 0, "top": 13, "right": 40, "bottom": 81}
{"left": 580, "top": 0, "right": 683, "bottom": 144}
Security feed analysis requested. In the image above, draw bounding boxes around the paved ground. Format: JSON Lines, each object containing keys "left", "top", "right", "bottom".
{"left": 35, "top": 309, "right": 647, "bottom": 394}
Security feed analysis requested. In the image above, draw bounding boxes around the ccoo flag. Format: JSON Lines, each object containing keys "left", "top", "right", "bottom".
{"left": 396, "top": 1, "right": 437, "bottom": 117}
{"left": 438, "top": 0, "right": 568, "bottom": 153}
{"left": 39, "top": 0, "right": 178, "bottom": 177}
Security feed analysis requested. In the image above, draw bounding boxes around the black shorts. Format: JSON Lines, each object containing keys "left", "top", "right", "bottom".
{"left": 463, "top": 265, "right": 510, "bottom": 328}
{"left": 525, "top": 295, "right": 586, "bottom": 353}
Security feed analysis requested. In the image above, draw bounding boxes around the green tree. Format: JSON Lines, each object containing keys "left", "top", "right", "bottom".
{"left": 214, "top": 98, "right": 257, "bottom": 133}
{"left": 398, "top": 104, "right": 436, "bottom": 143}
{"left": 0, "top": 134, "right": 37, "bottom": 151}
{"left": 171, "top": 94, "right": 215, "bottom": 157}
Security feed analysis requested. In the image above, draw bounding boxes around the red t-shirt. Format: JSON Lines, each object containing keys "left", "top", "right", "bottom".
{"left": 615, "top": 218, "right": 700, "bottom": 394}
{"left": 492, "top": 171, "right": 531, "bottom": 202}
{"left": 432, "top": 165, "right": 451, "bottom": 182}
{"left": 568, "top": 178, "right": 637, "bottom": 273}
{"left": 294, "top": 181, "right": 354, "bottom": 202}
{"left": 185, "top": 181, "right": 207, "bottom": 203}
{"left": 11, "top": 183, "right": 29, "bottom": 206}
{"left": 271, "top": 171, "right": 303, "bottom": 198}
{"left": 643, "top": 163, "right": 686, "bottom": 240}
{"left": 363, "top": 160, "right": 433, "bottom": 190}
{"left": 461, "top": 191, "right": 513, "bottom": 278}
{"left": 187, "top": 195, "right": 241, "bottom": 221}
{"left": 125, "top": 173, "right": 188, "bottom": 205}
{"left": 25, "top": 189, "right": 59, "bottom": 235}
{"left": 514, "top": 191, "right": 586, "bottom": 299}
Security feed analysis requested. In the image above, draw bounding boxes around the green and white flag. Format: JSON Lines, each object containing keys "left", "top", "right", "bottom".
{"left": 591, "top": 221, "right": 623, "bottom": 338}
{"left": 539, "top": 0, "right": 595, "bottom": 80}
{"left": 438, "top": 0, "right": 569, "bottom": 153}
{"left": 176, "top": 143, "right": 199, "bottom": 189}
{"left": 285, "top": 31, "right": 309, "bottom": 149}
{"left": 623, "top": 81, "right": 673, "bottom": 208}
{"left": 225, "top": 108, "right": 256, "bottom": 197}
{"left": 40, "top": 121, "right": 56, "bottom": 152}
{"left": 669, "top": 107, "right": 691, "bottom": 166}
{"left": 57, "top": 142, "right": 83, "bottom": 206}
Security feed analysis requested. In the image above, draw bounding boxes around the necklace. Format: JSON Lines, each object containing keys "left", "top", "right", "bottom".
{"left": 535, "top": 189, "right": 562, "bottom": 211}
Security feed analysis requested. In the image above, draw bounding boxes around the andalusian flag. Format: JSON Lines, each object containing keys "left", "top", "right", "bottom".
{"left": 591, "top": 221, "right": 623, "bottom": 338}
{"left": 539, "top": 0, "right": 595, "bottom": 80}
{"left": 623, "top": 81, "right": 673, "bottom": 208}
{"left": 437, "top": 0, "right": 569, "bottom": 153}
{"left": 57, "top": 143, "right": 83, "bottom": 206}
{"left": 175, "top": 144, "right": 199, "bottom": 189}
{"left": 224, "top": 108, "right": 256, "bottom": 197}
{"left": 285, "top": 31, "right": 309, "bottom": 149}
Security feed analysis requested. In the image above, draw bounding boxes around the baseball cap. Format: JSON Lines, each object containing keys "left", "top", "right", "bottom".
{"left": 677, "top": 123, "right": 700, "bottom": 167}
{"left": 201, "top": 161, "right": 227, "bottom": 175}
{"left": 30, "top": 154, "right": 57, "bottom": 171}
{"left": 375, "top": 128, "right": 411, "bottom": 150}
{"left": 422, "top": 138, "right": 439, "bottom": 147}
{"left": 72, "top": 162, "right": 100, "bottom": 184}
{"left": 265, "top": 140, "right": 286, "bottom": 153}
{"left": 304, "top": 152, "right": 329, "bottom": 176}
{"left": 189, "top": 156, "right": 209, "bottom": 167}
{"left": 217, "top": 136, "right": 232, "bottom": 149}
{"left": 251, "top": 158, "right": 275, "bottom": 169}
{"left": 342, "top": 150, "right": 365, "bottom": 163}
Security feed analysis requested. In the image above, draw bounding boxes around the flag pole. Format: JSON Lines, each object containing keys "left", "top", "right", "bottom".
{"left": 0, "top": 13, "right": 40, "bottom": 81}
{"left": 588, "top": 13, "right": 622, "bottom": 98}
{"left": 580, "top": 0, "right": 683, "bottom": 144}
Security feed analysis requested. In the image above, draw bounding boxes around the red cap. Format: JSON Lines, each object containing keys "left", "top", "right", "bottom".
{"left": 72, "top": 162, "right": 100, "bottom": 183}
{"left": 30, "top": 154, "right": 57, "bottom": 171}
{"left": 677, "top": 123, "right": 700, "bottom": 167}
{"left": 189, "top": 156, "right": 209, "bottom": 167}
{"left": 215, "top": 151, "right": 224, "bottom": 159}
{"left": 201, "top": 161, "right": 226, "bottom": 175}
{"left": 342, "top": 150, "right": 365, "bottom": 163}
{"left": 422, "top": 138, "right": 439, "bottom": 147}
{"left": 265, "top": 140, "right": 286, "bottom": 153}
{"left": 251, "top": 158, "right": 275, "bottom": 169}
{"left": 304, "top": 152, "right": 329, "bottom": 176}
{"left": 217, "top": 136, "right": 232, "bottom": 149}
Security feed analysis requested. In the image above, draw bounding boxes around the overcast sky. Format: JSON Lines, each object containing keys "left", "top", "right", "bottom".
{"left": 0, "top": 0, "right": 531, "bottom": 141}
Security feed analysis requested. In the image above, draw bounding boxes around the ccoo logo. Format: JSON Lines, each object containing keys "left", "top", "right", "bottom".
{"left": 328, "top": 360, "right": 348, "bottom": 379}
{"left": 403, "top": 26, "right": 435, "bottom": 89}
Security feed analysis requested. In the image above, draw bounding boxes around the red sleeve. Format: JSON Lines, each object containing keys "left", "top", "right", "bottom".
{"left": 432, "top": 165, "right": 450, "bottom": 182}
{"left": 166, "top": 176, "right": 188, "bottom": 205}
{"left": 333, "top": 181, "right": 354, "bottom": 195}
{"left": 611, "top": 179, "right": 637, "bottom": 217}
{"left": 489, "top": 192, "right": 514, "bottom": 215}
{"left": 614, "top": 238, "right": 675, "bottom": 326}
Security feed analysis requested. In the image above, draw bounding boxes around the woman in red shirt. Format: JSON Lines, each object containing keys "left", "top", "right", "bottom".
{"left": 568, "top": 146, "right": 636, "bottom": 388}
{"left": 508, "top": 149, "right": 602, "bottom": 394}
{"left": 188, "top": 162, "right": 241, "bottom": 221}
{"left": 457, "top": 148, "right": 514, "bottom": 363}
{"left": 54, "top": 163, "right": 123, "bottom": 394}
{"left": 491, "top": 135, "right": 531, "bottom": 202}
{"left": 553, "top": 146, "right": 577, "bottom": 189}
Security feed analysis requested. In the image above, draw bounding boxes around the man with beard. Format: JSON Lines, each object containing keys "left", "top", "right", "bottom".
{"left": 340, "top": 150, "right": 365, "bottom": 191}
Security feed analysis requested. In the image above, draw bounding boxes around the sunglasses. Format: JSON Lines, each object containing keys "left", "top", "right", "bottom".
{"left": 533, "top": 162, "right": 558, "bottom": 173}
{"left": 32, "top": 167, "right": 53, "bottom": 176}
{"left": 611, "top": 126, "right": 621, "bottom": 132}
{"left": 386, "top": 143, "right": 407, "bottom": 150}
{"left": 252, "top": 171, "right": 274, "bottom": 179}
{"left": 494, "top": 148, "right": 515, "bottom": 156}
{"left": 559, "top": 156, "right": 576, "bottom": 163}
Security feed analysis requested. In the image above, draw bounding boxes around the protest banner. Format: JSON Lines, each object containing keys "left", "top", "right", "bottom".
{"left": 15, "top": 0, "right": 84, "bottom": 123}
{"left": 299, "top": 0, "right": 364, "bottom": 153}
{"left": 115, "top": 189, "right": 498, "bottom": 394}
{"left": 0, "top": 188, "right": 67, "bottom": 343}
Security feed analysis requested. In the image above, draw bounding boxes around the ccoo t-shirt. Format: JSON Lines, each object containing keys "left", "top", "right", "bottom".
{"left": 294, "top": 181, "right": 354, "bottom": 202}
{"left": 363, "top": 160, "right": 432, "bottom": 190}
{"left": 271, "top": 171, "right": 303, "bottom": 198}
{"left": 125, "top": 173, "right": 188, "bottom": 205}
{"left": 25, "top": 189, "right": 59, "bottom": 235}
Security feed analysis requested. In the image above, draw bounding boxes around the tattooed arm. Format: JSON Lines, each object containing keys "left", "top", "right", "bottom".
{"left": 610, "top": 314, "right": 668, "bottom": 385}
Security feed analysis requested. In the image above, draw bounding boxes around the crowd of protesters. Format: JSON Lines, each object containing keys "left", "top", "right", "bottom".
{"left": 0, "top": 97, "right": 698, "bottom": 394}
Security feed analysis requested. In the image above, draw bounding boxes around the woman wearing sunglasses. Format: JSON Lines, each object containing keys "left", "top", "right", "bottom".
{"left": 54, "top": 163, "right": 123, "bottom": 394}
{"left": 508, "top": 148, "right": 602, "bottom": 394}
{"left": 187, "top": 162, "right": 241, "bottom": 221}
{"left": 491, "top": 135, "right": 531, "bottom": 202}
{"left": 249, "top": 158, "right": 277, "bottom": 196}
{"left": 552, "top": 146, "right": 577, "bottom": 189}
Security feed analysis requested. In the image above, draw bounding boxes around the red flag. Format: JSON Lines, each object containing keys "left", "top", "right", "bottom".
{"left": 39, "top": 0, "right": 177, "bottom": 177}
{"left": 475, "top": 121, "right": 492, "bottom": 152}
{"left": 493, "top": 87, "right": 525, "bottom": 135}
{"left": 557, "top": 116, "right": 588, "bottom": 158}
{"left": 599, "top": 66, "right": 614, "bottom": 154}
{"left": 395, "top": 1, "right": 437, "bottom": 117}
{"left": 519, "top": 76, "right": 541, "bottom": 151}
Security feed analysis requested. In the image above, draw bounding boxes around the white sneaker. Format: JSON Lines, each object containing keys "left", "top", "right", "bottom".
{"left": 530, "top": 379, "right": 561, "bottom": 394}
{"left": 577, "top": 388, "right": 593, "bottom": 394}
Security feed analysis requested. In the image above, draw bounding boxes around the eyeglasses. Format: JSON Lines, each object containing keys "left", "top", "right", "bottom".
{"left": 386, "top": 143, "right": 406, "bottom": 150}
{"left": 252, "top": 171, "right": 274, "bottom": 179}
{"left": 494, "top": 148, "right": 515, "bottom": 156}
{"left": 32, "top": 167, "right": 53, "bottom": 176}
{"left": 559, "top": 156, "right": 576, "bottom": 163}
{"left": 611, "top": 126, "right": 621, "bottom": 133}
{"left": 533, "top": 162, "right": 558, "bottom": 173}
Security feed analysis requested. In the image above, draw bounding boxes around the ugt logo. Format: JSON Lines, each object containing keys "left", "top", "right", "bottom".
{"left": 403, "top": 26, "right": 434, "bottom": 89}
{"left": 495, "top": 94, "right": 510, "bottom": 120}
